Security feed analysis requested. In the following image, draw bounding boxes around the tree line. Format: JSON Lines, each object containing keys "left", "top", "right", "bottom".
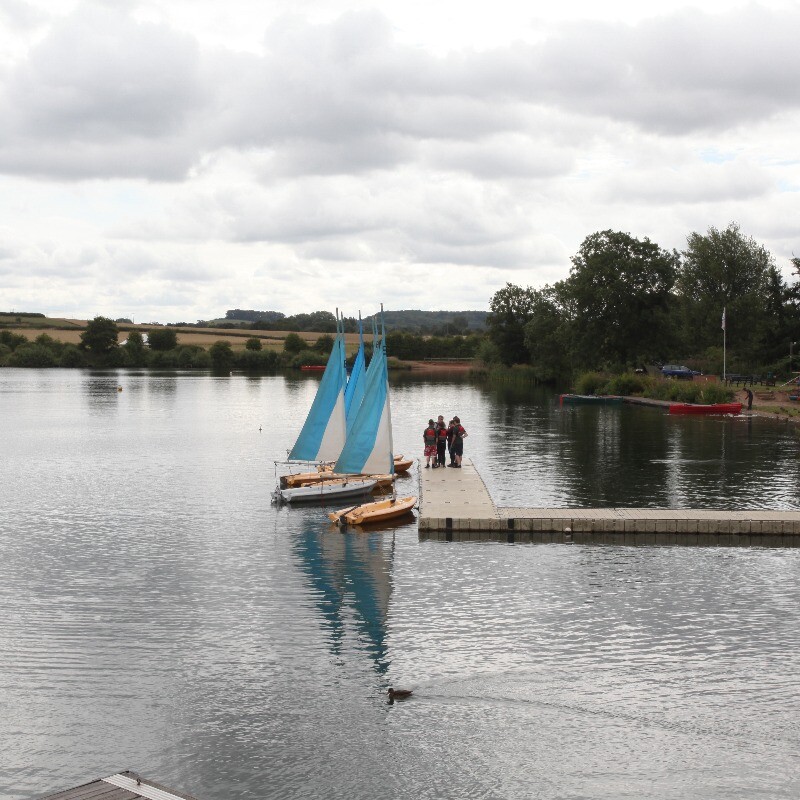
{"left": 0, "top": 318, "right": 481, "bottom": 371}
{"left": 485, "top": 223, "right": 800, "bottom": 380}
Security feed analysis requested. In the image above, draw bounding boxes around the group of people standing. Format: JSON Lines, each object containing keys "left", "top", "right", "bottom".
{"left": 423, "top": 415, "right": 467, "bottom": 469}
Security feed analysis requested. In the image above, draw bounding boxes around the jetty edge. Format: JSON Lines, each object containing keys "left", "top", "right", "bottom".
{"left": 418, "top": 457, "right": 800, "bottom": 547}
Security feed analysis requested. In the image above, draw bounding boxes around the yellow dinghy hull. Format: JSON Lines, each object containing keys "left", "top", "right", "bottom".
{"left": 328, "top": 495, "right": 417, "bottom": 527}
{"left": 393, "top": 458, "right": 413, "bottom": 473}
{"left": 284, "top": 472, "right": 395, "bottom": 489}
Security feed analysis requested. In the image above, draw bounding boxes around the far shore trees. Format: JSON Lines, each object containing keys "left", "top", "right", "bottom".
{"left": 80, "top": 316, "right": 119, "bottom": 356}
{"left": 495, "top": 223, "right": 798, "bottom": 378}
{"left": 148, "top": 327, "right": 178, "bottom": 351}
{"left": 564, "top": 230, "right": 679, "bottom": 368}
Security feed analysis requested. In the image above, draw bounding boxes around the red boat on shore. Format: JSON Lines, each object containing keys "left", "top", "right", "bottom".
{"left": 300, "top": 365, "right": 326, "bottom": 371}
{"left": 669, "top": 402, "right": 743, "bottom": 415}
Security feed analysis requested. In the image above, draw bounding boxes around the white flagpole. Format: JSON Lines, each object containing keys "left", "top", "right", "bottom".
{"left": 722, "top": 306, "right": 726, "bottom": 382}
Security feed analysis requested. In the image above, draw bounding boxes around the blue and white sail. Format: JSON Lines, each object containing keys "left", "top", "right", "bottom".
{"left": 334, "top": 327, "right": 394, "bottom": 477}
{"left": 344, "top": 315, "right": 366, "bottom": 434}
{"left": 289, "top": 328, "right": 347, "bottom": 463}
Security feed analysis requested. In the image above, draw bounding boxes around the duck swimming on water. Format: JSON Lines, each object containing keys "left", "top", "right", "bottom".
{"left": 387, "top": 687, "right": 413, "bottom": 700}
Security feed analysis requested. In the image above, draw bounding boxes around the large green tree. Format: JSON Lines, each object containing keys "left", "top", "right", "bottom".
{"left": 562, "top": 230, "right": 679, "bottom": 368}
{"left": 148, "top": 328, "right": 178, "bottom": 351}
{"left": 80, "top": 316, "right": 119, "bottom": 355}
{"left": 523, "top": 284, "right": 573, "bottom": 380}
{"left": 677, "top": 223, "right": 775, "bottom": 361}
{"left": 487, "top": 283, "right": 538, "bottom": 365}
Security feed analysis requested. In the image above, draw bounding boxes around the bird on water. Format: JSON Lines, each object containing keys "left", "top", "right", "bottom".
{"left": 387, "top": 687, "right": 412, "bottom": 700}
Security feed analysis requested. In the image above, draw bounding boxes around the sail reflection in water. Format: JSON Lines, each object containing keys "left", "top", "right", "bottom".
{"left": 293, "top": 524, "right": 393, "bottom": 675}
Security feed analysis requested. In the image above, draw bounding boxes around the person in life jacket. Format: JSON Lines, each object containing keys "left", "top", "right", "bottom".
{"left": 435, "top": 415, "right": 448, "bottom": 467}
{"left": 423, "top": 419, "right": 438, "bottom": 468}
{"left": 448, "top": 416, "right": 467, "bottom": 468}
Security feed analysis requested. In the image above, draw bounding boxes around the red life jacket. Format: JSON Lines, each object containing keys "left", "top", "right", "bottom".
{"left": 424, "top": 426, "right": 437, "bottom": 444}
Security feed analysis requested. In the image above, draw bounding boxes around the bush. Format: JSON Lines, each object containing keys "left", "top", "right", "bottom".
{"left": 605, "top": 372, "right": 646, "bottom": 396}
{"left": 238, "top": 348, "right": 279, "bottom": 371}
{"left": 148, "top": 328, "right": 178, "bottom": 351}
{"left": 149, "top": 350, "right": 179, "bottom": 368}
{"left": 0, "top": 331, "right": 28, "bottom": 350}
{"left": 698, "top": 383, "right": 735, "bottom": 404}
{"left": 209, "top": 340, "right": 235, "bottom": 372}
{"left": 476, "top": 338, "right": 501, "bottom": 366}
{"left": 59, "top": 345, "right": 87, "bottom": 368}
{"left": 245, "top": 337, "right": 262, "bottom": 351}
{"left": 574, "top": 371, "right": 608, "bottom": 395}
{"left": 313, "top": 334, "right": 334, "bottom": 354}
{"left": 283, "top": 333, "right": 306, "bottom": 354}
{"left": 9, "top": 343, "right": 58, "bottom": 367}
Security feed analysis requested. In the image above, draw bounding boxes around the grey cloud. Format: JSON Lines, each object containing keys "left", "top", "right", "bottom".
{"left": 2, "top": 4, "right": 799, "bottom": 187}
{"left": 0, "top": 4, "right": 205, "bottom": 179}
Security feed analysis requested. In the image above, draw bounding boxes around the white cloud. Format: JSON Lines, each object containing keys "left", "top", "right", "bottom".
{"left": 1, "top": 1, "right": 799, "bottom": 320}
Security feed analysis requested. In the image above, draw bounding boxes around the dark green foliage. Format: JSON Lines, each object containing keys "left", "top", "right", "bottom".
{"left": 209, "top": 340, "right": 234, "bottom": 372}
{"left": 1, "top": 330, "right": 29, "bottom": 350}
{"left": 245, "top": 337, "right": 262, "bottom": 351}
{"left": 563, "top": 230, "right": 678, "bottom": 368}
{"left": 80, "top": 317, "right": 119, "bottom": 355}
{"left": 313, "top": 334, "right": 334, "bottom": 354}
{"left": 123, "top": 331, "right": 147, "bottom": 367}
{"left": 237, "top": 348, "right": 279, "bottom": 371}
{"left": 34, "top": 333, "right": 64, "bottom": 354}
{"left": 8, "top": 343, "right": 58, "bottom": 367}
{"left": 574, "top": 372, "right": 608, "bottom": 395}
{"left": 523, "top": 285, "right": 572, "bottom": 381}
{"left": 283, "top": 333, "right": 306, "bottom": 354}
{"left": 677, "top": 223, "right": 775, "bottom": 362}
{"left": 487, "top": 283, "right": 538, "bottom": 365}
{"left": 227, "top": 309, "right": 286, "bottom": 324}
{"left": 475, "top": 338, "right": 501, "bottom": 365}
{"left": 59, "top": 346, "right": 87, "bottom": 368}
{"left": 147, "top": 327, "right": 178, "bottom": 351}
{"left": 384, "top": 332, "right": 481, "bottom": 360}
{"left": 240, "top": 309, "right": 488, "bottom": 334}
{"left": 573, "top": 371, "right": 733, "bottom": 403}
{"left": 283, "top": 351, "right": 327, "bottom": 369}
{"left": 603, "top": 373, "right": 646, "bottom": 396}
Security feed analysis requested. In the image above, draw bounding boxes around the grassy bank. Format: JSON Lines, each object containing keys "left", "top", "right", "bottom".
{"left": 574, "top": 371, "right": 735, "bottom": 404}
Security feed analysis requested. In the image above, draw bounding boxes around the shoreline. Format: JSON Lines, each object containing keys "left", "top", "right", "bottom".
{"left": 622, "top": 393, "right": 800, "bottom": 423}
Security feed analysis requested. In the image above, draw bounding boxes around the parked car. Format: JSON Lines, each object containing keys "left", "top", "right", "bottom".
{"left": 661, "top": 364, "right": 700, "bottom": 379}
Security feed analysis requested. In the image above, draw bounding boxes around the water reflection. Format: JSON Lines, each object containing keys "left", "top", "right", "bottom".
{"left": 294, "top": 524, "right": 393, "bottom": 675}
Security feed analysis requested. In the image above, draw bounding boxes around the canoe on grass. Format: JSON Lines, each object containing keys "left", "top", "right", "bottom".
{"left": 328, "top": 495, "right": 417, "bottom": 526}
{"left": 668, "top": 402, "right": 743, "bottom": 415}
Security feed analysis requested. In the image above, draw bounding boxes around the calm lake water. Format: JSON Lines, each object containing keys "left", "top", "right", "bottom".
{"left": 1, "top": 369, "right": 799, "bottom": 800}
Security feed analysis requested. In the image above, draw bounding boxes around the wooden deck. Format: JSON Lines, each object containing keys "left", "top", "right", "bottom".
{"left": 36, "top": 772, "right": 200, "bottom": 800}
{"left": 418, "top": 458, "right": 800, "bottom": 547}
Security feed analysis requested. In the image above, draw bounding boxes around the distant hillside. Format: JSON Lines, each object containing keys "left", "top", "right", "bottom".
{"left": 364, "top": 310, "right": 487, "bottom": 333}
{"left": 221, "top": 308, "right": 488, "bottom": 334}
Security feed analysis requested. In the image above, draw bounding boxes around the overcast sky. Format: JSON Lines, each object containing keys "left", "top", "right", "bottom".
{"left": 0, "top": 0, "right": 798, "bottom": 322}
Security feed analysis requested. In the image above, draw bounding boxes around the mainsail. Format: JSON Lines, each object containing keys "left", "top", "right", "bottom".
{"left": 288, "top": 326, "right": 347, "bottom": 463}
{"left": 344, "top": 315, "right": 365, "bottom": 433}
{"left": 333, "top": 321, "right": 394, "bottom": 477}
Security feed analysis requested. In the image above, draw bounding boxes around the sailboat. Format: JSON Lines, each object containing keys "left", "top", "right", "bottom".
{"left": 328, "top": 307, "right": 417, "bottom": 527}
{"left": 272, "top": 311, "right": 396, "bottom": 505}
{"left": 272, "top": 313, "right": 378, "bottom": 504}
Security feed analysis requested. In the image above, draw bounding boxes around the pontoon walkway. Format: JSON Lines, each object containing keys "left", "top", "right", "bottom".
{"left": 419, "top": 458, "right": 800, "bottom": 547}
